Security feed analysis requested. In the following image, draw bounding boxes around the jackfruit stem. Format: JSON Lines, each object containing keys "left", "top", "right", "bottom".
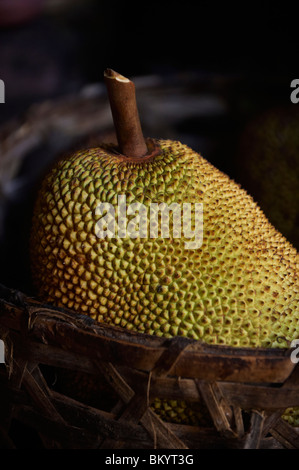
{"left": 104, "top": 69, "right": 148, "bottom": 158}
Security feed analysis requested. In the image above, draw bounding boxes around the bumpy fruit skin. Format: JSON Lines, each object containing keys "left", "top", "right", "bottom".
{"left": 30, "top": 138, "right": 299, "bottom": 424}
{"left": 30, "top": 138, "right": 299, "bottom": 348}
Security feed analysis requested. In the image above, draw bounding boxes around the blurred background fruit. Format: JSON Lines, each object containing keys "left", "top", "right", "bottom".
{"left": 235, "top": 105, "right": 299, "bottom": 250}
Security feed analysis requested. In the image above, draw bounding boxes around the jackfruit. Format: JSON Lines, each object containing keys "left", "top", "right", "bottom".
{"left": 30, "top": 138, "right": 298, "bottom": 349}
{"left": 29, "top": 72, "right": 299, "bottom": 427}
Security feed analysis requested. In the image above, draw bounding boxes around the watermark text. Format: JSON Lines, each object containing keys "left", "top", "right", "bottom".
{"left": 95, "top": 196, "right": 203, "bottom": 250}
{"left": 290, "top": 79, "right": 299, "bottom": 103}
{"left": 290, "top": 339, "right": 299, "bottom": 363}
{"left": 0, "top": 79, "right": 4, "bottom": 103}
{"left": 0, "top": 340, "right": 5, "bottom": 363}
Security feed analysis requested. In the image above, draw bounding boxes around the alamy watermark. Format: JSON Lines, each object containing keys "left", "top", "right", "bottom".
{"left": 0, "top": 340, "right": 5, "bottom": 363}
{"left": 290, "top": 79, "right": 299, "bottom": 103}
{"left": 290, "top": 339, "right": 299, "bottom": 363}
{"left": 95, "top": 195, "right": 203, "bottom": 250}
{"left": 0, "top": 79, "right": 4, "bottom": 103}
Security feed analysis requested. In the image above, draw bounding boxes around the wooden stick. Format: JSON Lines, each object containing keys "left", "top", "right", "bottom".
{"left": 104, "top": 69, "right": 148, "bottom": 158}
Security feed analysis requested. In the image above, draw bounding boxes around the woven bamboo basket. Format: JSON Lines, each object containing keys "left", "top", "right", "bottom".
{"left": 0, "top": 75, "right": 299, "bottom": 449}
{"left": 1, "top": 284, "right": 299, "bottom": 449}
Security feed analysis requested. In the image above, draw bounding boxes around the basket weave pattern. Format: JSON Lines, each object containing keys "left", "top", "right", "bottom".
{"left": 1, "top": 284, "right": 299, "bottom": 449}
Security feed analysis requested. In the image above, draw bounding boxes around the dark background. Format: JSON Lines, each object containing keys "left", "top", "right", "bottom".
{"left": 0, "top": 0, "right": 297, "bottom": 125}
{"left": 0, "top": 0, "right": 298, "bottom": 292}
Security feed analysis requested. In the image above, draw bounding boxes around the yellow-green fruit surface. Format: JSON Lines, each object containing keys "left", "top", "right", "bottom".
{"left": 30, "top": 139, "right": 299, "bottom": 423}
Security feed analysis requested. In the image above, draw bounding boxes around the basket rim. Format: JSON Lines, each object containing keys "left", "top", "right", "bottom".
{"left": 0, "top": 282, "right": 297, "bottom": 384}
